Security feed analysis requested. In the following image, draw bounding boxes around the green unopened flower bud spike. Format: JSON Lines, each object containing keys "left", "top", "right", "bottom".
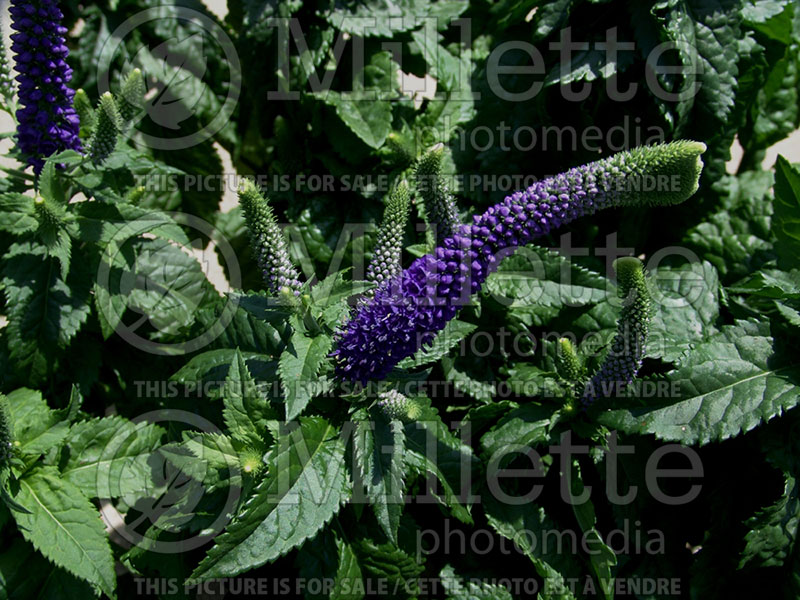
{"left": 415, "top": 143, "right": 460, "bottom": 243}
{"left": 0, "top": 395, "right": 14, "bottom": 470}
{"left": 238, "top": 180, "right": 303, "bottom": 296}
{"left": 385, "top": 131, "right": 416, "bottom": 167}
{"left": 366, "top": 180, "right": 411, "bottom": 289}
{"left": 118, "top": 68, "right": 145, "bottom": 125}
{"left": 376, "top": 390, "right": 422, "bottom": 423}
{"left": 0, "top": 24, "right": 15, "bottom": 104}
{"left": 581, "top": 257, "right": 652, "bottom": 406}
{"left": 34, "top": 193, "right": 66, "bottom": 230}
{"left": 89, "top": 92, "right": 122, "bottom": 165}
{"left": 125, "top": 185, "right": 146, "bottom": 204}
{"left": 556, "top": 337, "right": 585, "bottom": 383}
{"left": 73, "top": 89, "right": 95, "bottom": 138}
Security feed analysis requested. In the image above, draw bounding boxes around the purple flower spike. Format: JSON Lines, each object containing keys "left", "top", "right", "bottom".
{"left": 333, "top": 141, "right": 706, "bottom": 385}
{"left": 10, "top": 0, "right": 82, "bottom": 173}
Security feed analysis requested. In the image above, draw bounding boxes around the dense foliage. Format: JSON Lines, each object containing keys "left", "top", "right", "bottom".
{"left": 0, "top": 0, "right": 799, "bottom": 599}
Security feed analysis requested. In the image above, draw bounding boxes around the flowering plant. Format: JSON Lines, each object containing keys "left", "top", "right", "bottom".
{"left": 0, "top": 1, "right": 798, "bottom": 598}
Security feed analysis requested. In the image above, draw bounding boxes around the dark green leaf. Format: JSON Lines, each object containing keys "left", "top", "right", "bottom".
{"left": 774, "top": 155, "right": 800, "bottom": 269}
{"left": 192, "top": 418, "right": 350, "bottom": 578}
{"left": 9, "top": 467, "right": 116, "bottom": 598}
{"left": 353, "top": 412, "right": 407, "bottom": 543}
{"left": 600, "top": 320, "right": 800, "bottom": 444}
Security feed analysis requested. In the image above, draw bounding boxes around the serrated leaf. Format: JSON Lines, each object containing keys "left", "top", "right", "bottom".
{"left": 192, "top": 418, "right": 350, "bottom": 578}
{"left": 740, "top": 474, "right": 799, "bottom": 570}
{"left": 683, "top": 170, "right": 775, "bottom": 281}
{"left": 297, "top": 529, "right": 364, "bottom": 600}
{"left": 326, "top": 91, "right": 392, "bottom": 149}
{"left": 1, "top": 242, "right": 91, "bottom": 384}
{"left": 483, "top": 493, "right": 579, "bottom": 600}
{"left": 309, "top": 272, "right": 374, "bottom": 326}
{"left": 352, "top": 538, "right": 424, "bottom": 589}
{"left": 60, "top": 416, "right": 165, "bottom": 500}
{"left": 38, "top": 161, "right": 66, "bottom": 205}
{"left": 544, "top": 46, "right": 635, "bottom": 87}
{"left": 94, "top": 236, "right": 216, "bottom": 340}
{"left": 325, "top": 0, "right": 432, "bottom": 37}
{"left": 4, "top": 388, "right": 69, "bottom": 458}
{"left": 72, "top": 202, "right": 189, "bottom": 246}
{"left": 354, "top": 412, "right": 407, "bottom": 543}
{"left": 131, "top": 32, "right": 210, "bottom": 131}
{"left": 38, "top": 222, "right": 72, "bottom": 280}
{"left": 332, "top": 535, "right": 364, "bottom": 600}
{"left": 503, "top": 363, "right": 565, "bottom": 398}
{"left": 46, "top": 149, "right": 84, "bottom": 166}
{"left": 485, "top": 246, "right": 609, "bottom": 309}
{"left": 599, "top": 320, "right": 800, "bottom": 444}
{"left": 741, "top": 39, "right": 798, "bottom": 153}
{"left": 774, "top": 155, "right": 800, "bottom": 269}
{"left": 776, "top": 300, "right": 800, "bottom": 328}
{"left": 310, "top": 272, "right": 371, "bottom": 308}
{"left": 0, "top": 193, "right": 37, "bottom": 235}
{"left": 404, "top": 409, "right": 477, "bottom": 524}
{"left": 410, "top": 27, "right": 471, "bottom": 93}
{"left": 319, "top": 52, "right": 396, "bottom": 149}
{"left": 570, "top": 461, "right": 616, "bottom": 599}
{"left": 461, "top": 400, "right": 518, "bottom": 434}
{"left": 728, "top": 269, "right": 800, "bottom": 302}
{"left": 441, "top": 355, "right": 496, "bottom": 403}
{"left": 200, "top": 293, "right": 292, "bottom": 355}
{"left": 531, "top": 0, "right": 574, "bottom": 40}
{"left": 0, "top": 539, "right": 97, "bottom": 600}
{"left": 163, "top": 431, "right": 240, "bottom": 491}
{"left": 279, "top": 318, "right": 334, "bottom": 421}
{"left": 223, "top": 349, "right": 275, "bottom": 448}
{"left": 654, "top": 0, "right": 743, "bottom": 131}
{"left": 9, "top": 467, "right": 116, "bottom": 598}
{"left": 480, "top": 403, "right": 554, "bottom": 462}
{"left": 170, "top": 349, "right": 277, "bottom": 390}
{"left": 439, "top": 564, "right": 513, "bottom": 600}
{"left": 405, "top": 242, "right": 431, "bottom": 258}
{"left": 398, "top": 319, "right": 476, "bottom": 369}
{"left": 648, "top": 261, "right": 720, "bottom": 362}
{"left": 742, "top": 0, "right": 791, "bottom": 24}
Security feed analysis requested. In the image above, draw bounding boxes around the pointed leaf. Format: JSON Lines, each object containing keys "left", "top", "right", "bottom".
{"left": 279, "top": 319, "right": 333, "bottom": 421}
{"left": 404, "top": 408, "right": 478, "bottom": 524}
{"left": 599, "top": 320, "right": 800, "bottom": 444}
{"left": 192, "top": 418, "right": 350, "bottom": 578}
{"left": 223, "top": 349, "right": 275, "bottom": 447}
{"left": 774, "top": 156, "right": 800, "bottom": 269}
{"left": 4, "top": 388, "right": 69, "bottom": 457}
{"left": 0, "top": 193, "right": 37, "bottom": 235}
{"left": 60, "top": 416, "right": 165, "bottom": 499}
{"left": 9, "top": 467, "right": 117, "bottom": 599}
{"left": 398, "top": 319, "right": 477, "bottom": 369}
{"left": 1, "top": 242, "right": 91, "bottom": 384}
{"left": 354, "top": 412, "right": 407, "bottom": 543}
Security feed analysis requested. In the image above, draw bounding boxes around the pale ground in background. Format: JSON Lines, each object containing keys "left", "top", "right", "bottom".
{"left": 0, "top": 0, "right": 798, "bottom": 295}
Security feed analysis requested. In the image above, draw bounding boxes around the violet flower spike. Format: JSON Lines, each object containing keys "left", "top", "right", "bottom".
{"left": 333, "top": 141, "right": 706, "bottom": 385}
{"left": 10, "top": 0, "right": 82, "bottom": 173}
